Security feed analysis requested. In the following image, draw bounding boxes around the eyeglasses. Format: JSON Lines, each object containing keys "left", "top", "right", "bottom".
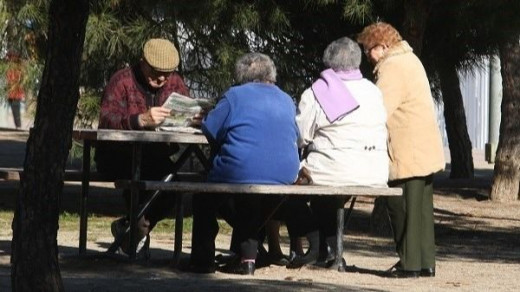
{"left": 364, "top": 44, "right": 382, "bottom": 56}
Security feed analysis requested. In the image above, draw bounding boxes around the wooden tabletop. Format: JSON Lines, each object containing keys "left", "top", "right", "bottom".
{"left": 115, "top": 180, "right": 402, "bottom": 196}
{"left": 72, "top": 128, "right": 208, "bottom": 144}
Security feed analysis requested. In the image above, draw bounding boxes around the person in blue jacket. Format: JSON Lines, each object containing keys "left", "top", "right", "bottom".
{"left": 187, "top": 53, "right": 319, "bottom": 275}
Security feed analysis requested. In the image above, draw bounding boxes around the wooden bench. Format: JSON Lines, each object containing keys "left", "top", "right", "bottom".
{"left": 0, "top": 167, "right": 113, "bottom": 182}
{"left": 0, "top": 166, "right": 115, "bottom": 184}
{"left": 0, "top": 167, "right": 117, "bottom": 255}
{"left": 115, "top": 180, "right": 402, "bottom": 271}
{"left": 0, "top": 167, "right": 206, "bottom": 256}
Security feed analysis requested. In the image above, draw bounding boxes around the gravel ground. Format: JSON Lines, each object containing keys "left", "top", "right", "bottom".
{"left": 2, "top": 190, "right": 519, "bottom": 292}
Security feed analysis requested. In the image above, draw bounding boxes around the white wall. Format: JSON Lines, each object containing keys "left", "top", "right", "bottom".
{"left": 437, "top": 59, "right": 490, "bottom": 150}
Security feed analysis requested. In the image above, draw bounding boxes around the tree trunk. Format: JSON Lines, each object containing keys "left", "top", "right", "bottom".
{"left": 438, "top": 62, "right": 474, "bottom": 179}
{"left": 490, "top": 37, "right": 520, "bottom": 202}
{"left": 401, "top": 0, "right": 433, "bottom": 56}
{"left": 10, "top": 1, "right": 89, "bottom": 291}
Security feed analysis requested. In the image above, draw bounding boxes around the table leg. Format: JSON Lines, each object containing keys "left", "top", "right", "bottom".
{"left": 344, "top": 197, "right": 357, "bottom": 230}
{"left": 332, "top": 197, "right": 357, "bottom": 272}
{"left": 79, "top": 140, "right": 91, "bottom": 255}
{"left": 335, "top": 207, "right": 346, "bottom": 272}
{"left": 128, "top": 143, "right": 142, "bottom": 259}
{"left": 171, "top": 144, "right": 197, "bottom": 173}
{"left": 191, "top": 145, "right": 211, "bottom": 171}
{"left": 172, "top": 193, "right": 184, "bottom": 267}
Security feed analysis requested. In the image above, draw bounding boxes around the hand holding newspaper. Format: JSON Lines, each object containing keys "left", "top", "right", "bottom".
{"left": 160, "top": 92, "right": 215, "bottom": 131}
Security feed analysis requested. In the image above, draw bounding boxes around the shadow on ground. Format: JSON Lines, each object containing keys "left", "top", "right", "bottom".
{"left": 0, "top": 241, "right": 384, "bottom": 292}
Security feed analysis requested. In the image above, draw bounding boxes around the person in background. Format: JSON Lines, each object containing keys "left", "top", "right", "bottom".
{"left": 295, "top": 36, "right": 389, "bottom": 269}
{"left": 188, "top": 52, "right": 319, "bottom": 275}
{"left": 95, "top": 38, "right": 190, "bottom": 259}
{"left": 6, "top": 51, "right": 25, "bottom": 130}
{"left": 357, "top": 22, "right": 445, "bottom": 278}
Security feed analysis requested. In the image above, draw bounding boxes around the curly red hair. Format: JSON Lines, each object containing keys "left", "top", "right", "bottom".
{"left": 357, "top": 22, "right": 402, "bottom": 50}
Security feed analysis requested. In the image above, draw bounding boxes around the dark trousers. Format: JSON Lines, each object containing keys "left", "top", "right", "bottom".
{"left": 190, "top": 193, "right": 234, "bottom": 267}
{"left": 234, "top": 195, "right": 317, "bottom": 260}
{"left": 95, "top": 142, "right": 178, "bottom": 232}
{"left": 385, "top": 175, "right": 435, "bottom": 271}
{"left": 190, "top": 193, "right": 317, "bottom": 265}
{"left": 8, "top": 99, "right": 22, "bottom": 128}
{"left": 310, "top": 196, "right": 350, "bottom": 239}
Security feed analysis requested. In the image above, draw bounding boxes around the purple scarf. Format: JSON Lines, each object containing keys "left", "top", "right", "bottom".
{"left": 311, "top": 68, "right": 363, "bottom": 123}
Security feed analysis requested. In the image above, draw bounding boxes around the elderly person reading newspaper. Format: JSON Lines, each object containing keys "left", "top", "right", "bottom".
{"left": 95, "top": 38, "right": 200, "bottom": 258}
{"left": 295, "top": 36, "right": 389, "bottom": 269}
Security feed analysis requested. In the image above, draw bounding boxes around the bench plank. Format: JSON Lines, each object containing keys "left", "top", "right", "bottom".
{"left": 0, "top": 167, "right": 114, "bottom": 182}
{"left": 115, "top": 180, "right": 402, "bottom": 196}
{"left": 73, "top": 129, "right": 208, "bottom": 144}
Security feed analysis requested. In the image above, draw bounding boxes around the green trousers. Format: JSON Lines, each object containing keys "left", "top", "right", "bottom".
{"left": 385, "top": 175, "right": 435, "bottom": 271}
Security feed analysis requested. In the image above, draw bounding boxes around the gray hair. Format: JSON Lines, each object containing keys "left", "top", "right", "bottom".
{"left": 234, "top": 52, "right": 277, "bottom": 84}
{"left": 322, "top": 37, "right": 362, "bottom": 71}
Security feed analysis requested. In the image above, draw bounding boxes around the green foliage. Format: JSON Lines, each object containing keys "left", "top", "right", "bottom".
{"left": 343, "top": 0, "right": 374, "bottom": 23}
{"left": 4, "top": 0, "right": 520, "bottom": 124}
{"left": 75, "top": 89, "right": 101, "bottom": 128}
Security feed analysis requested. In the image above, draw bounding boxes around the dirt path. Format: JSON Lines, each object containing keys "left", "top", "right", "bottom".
{"left": 2, "top": 190, "right": 519, "bottom": 292}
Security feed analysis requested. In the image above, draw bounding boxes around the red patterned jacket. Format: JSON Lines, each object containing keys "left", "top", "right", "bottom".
{"left": 98, "top": 64, "right": 189, "bottom": 130}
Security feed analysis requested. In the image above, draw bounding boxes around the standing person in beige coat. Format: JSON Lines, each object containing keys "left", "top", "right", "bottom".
{"left": 357, "top": 22, "right": 445, "bottom": 278}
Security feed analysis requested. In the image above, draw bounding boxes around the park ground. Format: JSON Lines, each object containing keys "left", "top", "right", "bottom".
{"left": 0, "top": 129, "right": 519, "bottom": 291}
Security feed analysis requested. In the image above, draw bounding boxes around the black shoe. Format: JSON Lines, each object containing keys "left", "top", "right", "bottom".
{"left": 286, "top": 251, "right": 318, "bottom": 269}
{"left": 317, "top": 244, "right": 336, "bottom": 264}
{"left": 115, "top": 235, "right": 150, "bottom": 260}
{"left": 219, "top": 261, "right": 255, "bottom": 275}
{"left": 386, "top": 263, "right": 419, "bottom": 278}
{"left": 317, "top": 256, "right": 347, "bottom": 271}
{"left": 110, "top": 217, "right": 128, "bottom": 238}
{"left": 420, "top": 267, "right": 436, "bottom": 277}
{"left": 288, "top": 250, "right": 304, "bottom": 262}
{"left": 215, "top": 253, "right": 238, "bottom": 266}
{"left": 387, "top": 269, "right": 420, "bottom": 278}
{"left": 255, "top": 246, "right": 269, "bottom": 268}
{"left": 255, "top": 245, "right": 289, "bottom": 267}
{"left": 267, "top": 253, "right": 290, "bottom": 266}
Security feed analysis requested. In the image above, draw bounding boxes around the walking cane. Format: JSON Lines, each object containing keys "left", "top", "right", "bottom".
{"left": 107, "top": 173, "right": 175, "bottom": 254}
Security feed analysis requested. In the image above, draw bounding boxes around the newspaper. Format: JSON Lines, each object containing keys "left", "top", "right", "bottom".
{"left": 160, "top": 92, "right": 215, "bottom": 129}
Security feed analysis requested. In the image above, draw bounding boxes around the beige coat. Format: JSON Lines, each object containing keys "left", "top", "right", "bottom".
{"left": 374, "top": 41, "right": 445, "bottom": 180}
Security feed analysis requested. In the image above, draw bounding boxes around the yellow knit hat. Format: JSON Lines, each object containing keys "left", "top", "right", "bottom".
{"left": 143, "top": 38, "right": 179, "bottom": 72}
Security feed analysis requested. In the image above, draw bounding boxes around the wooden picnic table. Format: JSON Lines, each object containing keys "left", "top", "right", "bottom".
{"left": 72, "top": 128, "right": 209, "bottom": 257}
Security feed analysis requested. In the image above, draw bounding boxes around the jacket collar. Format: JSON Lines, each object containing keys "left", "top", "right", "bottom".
{"left": 373, "top": 41, "right": 414, "bottom": 75}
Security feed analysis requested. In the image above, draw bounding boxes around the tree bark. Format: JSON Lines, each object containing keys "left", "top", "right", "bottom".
{"left": 490, "top": 37, "right": 520, "bottom": 202}
{"left": 400, "top": 0, "right": 433, "bottom": 56}
{"left": 10, "top": 1, "right": 89, "bottom": 291}
{"left": 438, "top": 62, "right": 475, "bottom": 178}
